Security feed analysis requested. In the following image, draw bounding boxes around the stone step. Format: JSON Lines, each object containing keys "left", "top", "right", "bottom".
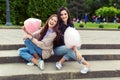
{"left": 0, "top": 60, "right": 120, "bottom": 80}
{"left": 65, "top": 77, "right": 120, "bottom": 80}
{"left": 0, "top": 49, "right": 120, "bottom": 63}
{"left": 1, "top": 44, "right": 120, "bottom": 50}
{"left": 0, "top": 44, "right": 24, "bottom": 50}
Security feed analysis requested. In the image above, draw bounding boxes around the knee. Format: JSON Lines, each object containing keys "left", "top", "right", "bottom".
{"left": 18, "top": 48, "right": 25, "bottom": 56}
{"left": 24, "top": 38, "right": 30, "bottom": 44}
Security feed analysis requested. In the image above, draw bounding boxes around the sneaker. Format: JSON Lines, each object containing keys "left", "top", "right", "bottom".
{"left": 27, "top": 62, "right": 34, "bottom": 66}
{"left": 56, "top": 62, "right": 62, "bottom": 70}
{"left": 80, "top": 66, "right": 89, "bottom": 74}
{"left": 38, "top": 60, "right": 44, "bottom": 70}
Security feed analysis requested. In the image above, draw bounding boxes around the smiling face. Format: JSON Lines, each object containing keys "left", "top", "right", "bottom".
{"left": 60, "top": 10, "right": 68, "bottom": 24}
{"left": 48, "top": 16, "right": 58, "bottom": 29}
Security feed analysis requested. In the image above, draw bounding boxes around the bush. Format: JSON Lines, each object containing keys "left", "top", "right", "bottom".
{"left": 79, "top": 24, "right": 84, "bottom": 28}
{"left": 0, "top": 0, "right": 6, "bottom": 24}
{"left": 98, "top": 24, "right": 104, "bottom": 28}
{"left": 0, "top": 0, "right": 67, "bottom": 25}
{"left": 118, "top": 25, "right": 120, "bottom": 29}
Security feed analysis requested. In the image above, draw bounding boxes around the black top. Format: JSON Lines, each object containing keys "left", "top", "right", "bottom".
{"left": 53, "top": 22, "right": 74, "bottom": 48}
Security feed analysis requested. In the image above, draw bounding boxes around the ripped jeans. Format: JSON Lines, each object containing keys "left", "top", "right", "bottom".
{"left": 54, "top": 45, "right": 81, "bottom": 61}
{"left": 18, "top": 39, "right": 42, "bottom": 61}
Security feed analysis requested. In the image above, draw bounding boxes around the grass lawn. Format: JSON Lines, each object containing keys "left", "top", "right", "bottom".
{"left": 0, "top": 22, "right": 120, "bottom": 29}
{"left": 74, "top": 22, "right": 120, "bottom": 29}
{"left": 0, "top": 25, "right": 22, "bottom": 29}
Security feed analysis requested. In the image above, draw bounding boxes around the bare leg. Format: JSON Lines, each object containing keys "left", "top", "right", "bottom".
{"left": 73, "top": 46, "right": 90, "bottom": 68}
{"left": 31, "top": 57, "right": 44, "bottom": 70}
{"left": 56, "top": 57, "right": 65, "bottom": 70}
{"left": 30, "top": 58, "right": 39, "bottom": 65}
{"left": 82, "top": 60, "right": 90, "bottom": 68}
{"left": 59, "top": 57, "right": 66, "bottom": 64}
{"left": 33, "top": 53, "right": 40, "bottom": 59}
{"left": 73, "top": 46, "right": 90, "bottom": 74}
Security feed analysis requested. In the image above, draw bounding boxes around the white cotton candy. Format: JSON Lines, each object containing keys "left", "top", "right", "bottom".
{"left": 64, "top": 27, "right": 81, "bottom": 48}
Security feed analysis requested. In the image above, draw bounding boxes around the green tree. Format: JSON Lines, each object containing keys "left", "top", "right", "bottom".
{"left": 2, "top": 0, "right": 67, "bottom": 25}
{"left": 27, "top": 0, "right": 67, "bottom": 22}
{"left": 95, "top": 6, "right": 118, "bottom": 21}
{"left": 85, "top": 0, "right": 101, "bottom": 14}
{"left": 10, "top": 0, "right": 29, "bottom": 25}
{"left": 109, "top": 0, "right": 120, "bottom": 9}
{"left": 96, "top": 7, "right": 117, "bottom": 17}
{"left": 0, "top": 0, "right": 6, "bottom": 24}
{"left": 67, "top": 0, "right": 85, "bottom": 19}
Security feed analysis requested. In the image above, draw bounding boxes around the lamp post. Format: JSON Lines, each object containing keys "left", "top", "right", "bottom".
{"left": 5, "top": 0, "right": 12, "bottom": 26}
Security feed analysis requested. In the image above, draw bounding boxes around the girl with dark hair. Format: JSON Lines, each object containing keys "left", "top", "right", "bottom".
{"left": 18, "top": 14, "right": 60, "bottom": 70}
{"left": 54, "top": 7, "right": 90, "bottom": 74}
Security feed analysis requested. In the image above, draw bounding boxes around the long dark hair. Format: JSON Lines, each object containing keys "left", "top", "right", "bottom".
{"left": 39, "top": 14, "right": 61, "bottom": 41}
{"left": 57, "top": 6, "right": 71, "bottom": 25}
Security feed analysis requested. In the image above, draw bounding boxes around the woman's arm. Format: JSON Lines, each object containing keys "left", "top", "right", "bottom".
{"left": 26, "top": 32, "right": 56, "bottom": 49}
{"left": 22, "top": 27, "right": 42, "bottom": 40}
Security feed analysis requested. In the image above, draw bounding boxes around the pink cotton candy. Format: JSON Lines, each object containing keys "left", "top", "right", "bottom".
{"left": 24, "top": 18, "right": 41, "bottom": 34}
{"left": 64, "top": 27, "right": 81, "bottom": 49}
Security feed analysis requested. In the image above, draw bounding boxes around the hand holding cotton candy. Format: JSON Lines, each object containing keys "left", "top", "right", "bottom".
{"left": 64, "top": 27, "right": 81, "bottom": 49}
{"left": 23, "top": 18, "right": 41, "bottom": 34}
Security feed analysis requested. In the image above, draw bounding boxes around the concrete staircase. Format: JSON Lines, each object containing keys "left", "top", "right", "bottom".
{"left": 0, "top": 29, "right": 120, "bottom": 80}
{"left": 0, "top": 45, "right": 120, "bottom": 80}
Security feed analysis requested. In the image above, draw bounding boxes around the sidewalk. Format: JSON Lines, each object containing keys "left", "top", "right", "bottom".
{"left": 0, "top": 29, "right": 120, "bottom": 45}
{"left": 0, "top": 29, "right": 24, "bottom": 44}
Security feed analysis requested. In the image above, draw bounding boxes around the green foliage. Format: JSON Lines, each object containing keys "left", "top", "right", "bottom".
{"left": 117, "top": 9, "right": 120, "bottom": 15}
{"left": 10, "top": 0, "right": 29, "bottom": 25}
{"left": 109, "top": 0, "right": 115, "bottom": 5}
{"left": 27, "top": 0, "right": 67, "bottom": 22}
{"left": 0, "top": 0, "right": 6, "bottom": 24}
{"left": 0, "top": 0, "right": 67, "bottom": 25}
{"left": 118, "top": 25, "right": 120, "bottom": 29}
{"left": 95, "top": 6, "right": 118, "bottom": 17}
{"left": 1, "top": 0, "right": 120, "bottom": 25}
{"left": 74, "top": 22, "right": 120, "bottom": 29}
{"left": 79, "top": 23, "right": 84, "bottom": 28}
{"left": 67, "top": 0, "right": 85, "bottom": 18}
{"left": 98, "top": 24, "right": 104, "bottom": 28}
{"left": 84, "top": 0, "right": 101, "bottom": 14}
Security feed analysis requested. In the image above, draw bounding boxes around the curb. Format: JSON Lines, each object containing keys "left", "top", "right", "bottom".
{"left": 0, "top": 54, "right": 120, "bottom": 63}
{"left": 0, "top": 71, "right": 120, "bottom": 80}
{"left": 1, "top": 44, "right": 120, "bottom": 50}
